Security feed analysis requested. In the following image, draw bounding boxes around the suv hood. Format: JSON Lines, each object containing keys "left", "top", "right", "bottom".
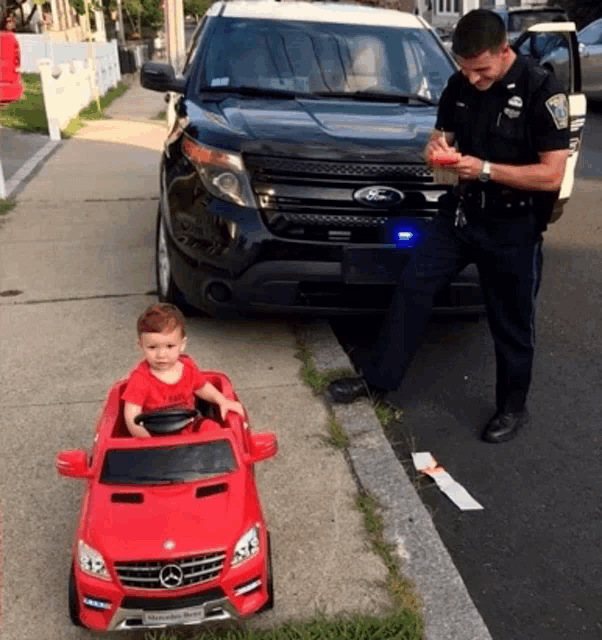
{"left": 83, "top": 476, "right": 254, "bottom": 561}
{"left": 187, "top": 97, "right": 437, "bottom": 162}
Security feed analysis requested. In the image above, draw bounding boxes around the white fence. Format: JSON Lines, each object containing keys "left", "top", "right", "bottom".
{"left": 16, "top": 34, "right": 121, "bottom": 96}
{"left": 39, "top": 53, "right": 121, "bottom": 141}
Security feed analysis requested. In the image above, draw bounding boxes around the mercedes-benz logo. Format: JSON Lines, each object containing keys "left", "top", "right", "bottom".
{"left": 354, "top": 186, "right": 405, "bottom": 208}
{"left": 159, "top": 564, "right": 184, "bottom": 589}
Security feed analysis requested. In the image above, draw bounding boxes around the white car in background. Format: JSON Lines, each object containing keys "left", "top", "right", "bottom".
{"left": 525, "top": 17, "right": 602, "bottom": 101}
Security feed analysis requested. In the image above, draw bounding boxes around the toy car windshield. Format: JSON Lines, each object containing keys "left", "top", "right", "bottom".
{"left": 100, "top": 440, "right": 238, "bottom": 485}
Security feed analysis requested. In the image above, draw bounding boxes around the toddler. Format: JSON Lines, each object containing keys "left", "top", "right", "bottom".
{"left": 122, "top": 303, "right": 245, "bottom": 438}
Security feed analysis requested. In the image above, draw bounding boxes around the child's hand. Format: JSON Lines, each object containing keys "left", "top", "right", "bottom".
{"left": 219, "top": 399, "right": 247, "bottom": 425}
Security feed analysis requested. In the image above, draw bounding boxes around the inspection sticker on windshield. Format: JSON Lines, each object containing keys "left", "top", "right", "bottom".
{"left": 211, "top": 77, "right": 230, "bottom": 87}
{"left": 545, "top": 93, "right": 568, "bottom": 130}
{"left": 412, "top": 452, "right": 483, "bottom": 511}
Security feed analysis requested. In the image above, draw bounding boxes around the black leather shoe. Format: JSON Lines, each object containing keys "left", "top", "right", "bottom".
{"left": 327, "top": 376, "right": 388, "bottom": 404}
{"left": 481, "top": 409, "right": 528, "bottom": 443}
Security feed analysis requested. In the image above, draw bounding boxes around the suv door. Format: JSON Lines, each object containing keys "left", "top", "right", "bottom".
{"left": 514, "top": 22, "right": 586, "bottom": 222}
{"left": 576, "top": 18, "right": 602, "bottom": 99}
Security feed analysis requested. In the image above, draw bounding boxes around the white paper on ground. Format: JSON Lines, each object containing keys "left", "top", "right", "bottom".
{"left": 412, "top": 452, "right": 484, "bottom": 511}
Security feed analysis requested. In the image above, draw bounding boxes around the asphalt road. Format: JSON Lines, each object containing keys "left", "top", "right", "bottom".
{"left": 329, "top": 102, "right": 602, "bottom": 640}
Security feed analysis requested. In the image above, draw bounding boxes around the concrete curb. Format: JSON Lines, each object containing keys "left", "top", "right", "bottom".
{"left": 4, "top": 139, "right": 63, "bottom": 199}
{"left": 303, "top": 319, "right": 493, "bottom": 640}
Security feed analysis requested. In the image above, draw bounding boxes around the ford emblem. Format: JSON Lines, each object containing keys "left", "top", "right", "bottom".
{"left": 354, "top": 186, "right": 405, "bottom": 208}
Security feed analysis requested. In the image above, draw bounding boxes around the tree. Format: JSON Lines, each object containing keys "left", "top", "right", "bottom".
{"left": 4, "top": 0, "right": 41, "bottom": 30}
{"left": 554, "top": 0, "right": 602, "bottom": 29}
{"left": 184, "top": 0, "right": 211, "bottom": 22}
{"left": 101, "top": 0, "right": 163, "bottom": 33}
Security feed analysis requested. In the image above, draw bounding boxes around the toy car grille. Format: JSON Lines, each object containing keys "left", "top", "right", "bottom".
{"left": 114, "top": 551, "right": 226, "bottom": 590}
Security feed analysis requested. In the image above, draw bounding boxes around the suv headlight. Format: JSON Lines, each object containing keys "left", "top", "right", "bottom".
{"left": 231, "top": 525, "right": 260, "bottom": 567}
{"left": 181, "top": 137, "right": 256, "bottom": 208}
{"left": 78, "top": 540, "right": 110, "bottom": 580}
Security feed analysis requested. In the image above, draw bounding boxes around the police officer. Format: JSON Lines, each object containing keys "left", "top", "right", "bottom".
{"left": 328, "top": 9, "right": 570, "bottom": 443}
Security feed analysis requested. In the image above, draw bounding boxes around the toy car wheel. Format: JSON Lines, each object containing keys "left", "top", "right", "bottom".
{"left": 68, "top": 564, "right": 81, "bottom": 627}
{"left": 259, "top": 533, "right": 274, "bottom": 612}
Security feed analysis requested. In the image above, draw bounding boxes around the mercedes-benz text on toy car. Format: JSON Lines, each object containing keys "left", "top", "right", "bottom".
{"left": 56, "top": 372, "right": 277, "bottom": 632}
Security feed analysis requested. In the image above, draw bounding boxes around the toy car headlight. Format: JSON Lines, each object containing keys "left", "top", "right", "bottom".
{"left": 78, "top": 540, "right": 110, "bottom": 580}
{"left": 231, "top": 525, "right": 260, "bottom": 567}
{"left": 181, "top": 136, "right": 256, "bottom": 208}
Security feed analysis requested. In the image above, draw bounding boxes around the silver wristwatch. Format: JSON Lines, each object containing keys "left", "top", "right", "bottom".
{"left": 478, "top": 160, "right": 492, "bottom": 183}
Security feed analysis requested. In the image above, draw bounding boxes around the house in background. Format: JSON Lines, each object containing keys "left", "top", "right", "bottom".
{"left": 421, "top": 0, "right": 554, "bottom": 32}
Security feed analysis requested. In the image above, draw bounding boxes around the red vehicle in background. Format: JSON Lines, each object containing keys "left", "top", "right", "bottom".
{"left": 0, "top": 28, "right": 22, "bottom": 104}
{"left": 56, "top": 371, "right": 278, "bottom": 632}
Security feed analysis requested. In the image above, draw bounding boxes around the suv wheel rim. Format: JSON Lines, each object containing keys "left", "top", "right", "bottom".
{"left": 158, "top": 218, "right": 170, "bottom": 296}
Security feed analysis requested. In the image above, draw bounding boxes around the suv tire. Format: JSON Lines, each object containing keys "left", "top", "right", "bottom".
{"left": 155, "top": 204, "right": 193, "bottom": 312}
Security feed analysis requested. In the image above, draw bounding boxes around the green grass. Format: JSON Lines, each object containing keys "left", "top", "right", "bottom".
{"left": 154, "top": 109, "right": 167, "bottom": 120}
{"left": 323, "top": 414, "right": 350, "bottom": 449}
{"left": 0, "top": 73, "right": 129, "bottom": 138}
{"left": 354, "top": 492, "right": 422, "bottom": 615}
{"left": 294, "top": 330, "right": 355, "bottom": 395}
{"left": 0, "top": 199, "right": 17, "bottom": 215}
{"left": 289, "top": 328, "right": 423, "bottom": 638}
{"left": 0, "top": 73, "right": 49, "bottom": 134}
{"left": 63, "top": 80, "right": 130, "bottom": 137}
{"left": 374, "top": 401, "right": 404, "bottom": 434}
{"left": 143, "top": 609, "right": 423, "bottom": 640}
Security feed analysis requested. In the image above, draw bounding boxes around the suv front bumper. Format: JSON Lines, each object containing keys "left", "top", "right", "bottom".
{"left": 168, "top": 228, "right": 484, "bottom": 316}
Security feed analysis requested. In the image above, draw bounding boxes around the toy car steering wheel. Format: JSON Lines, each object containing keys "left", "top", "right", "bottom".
{"left": 134, "top": 408, "right": 200, "bottom": 434}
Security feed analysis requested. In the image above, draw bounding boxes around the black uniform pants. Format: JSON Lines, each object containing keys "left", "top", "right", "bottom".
{"left": 359, "top": 209, "right": 543, "bottom": 413}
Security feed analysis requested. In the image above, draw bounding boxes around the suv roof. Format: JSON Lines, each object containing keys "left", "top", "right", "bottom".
{"left": 209, "top": 0, "right": 425, "bottom": 28}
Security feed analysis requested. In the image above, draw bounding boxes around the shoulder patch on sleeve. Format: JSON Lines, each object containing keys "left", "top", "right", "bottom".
{"left": 545, "top": 93, "right": 568, "bottom": 130}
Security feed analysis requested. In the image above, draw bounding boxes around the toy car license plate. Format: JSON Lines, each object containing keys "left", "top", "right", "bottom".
{"left": 143, "top": 604, "right": 205, "bottom": 626}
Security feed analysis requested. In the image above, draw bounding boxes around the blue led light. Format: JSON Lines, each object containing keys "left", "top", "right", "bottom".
{"left": 83, "top": 597, "right": 111, "bottom": 610}
{"left": 391, "top": 223, "right": 421, "bottom": 248}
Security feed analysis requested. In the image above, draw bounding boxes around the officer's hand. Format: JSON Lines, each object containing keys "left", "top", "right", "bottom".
{"left": 425, "top": 135, "right": 456, "bottom": 165}
{"left": 449, "top": 155, "right": 482, "bottom": 180}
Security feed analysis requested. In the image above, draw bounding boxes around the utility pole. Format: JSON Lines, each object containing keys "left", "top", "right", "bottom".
{"left": 164, "top": 0, "right": 186, "bottom": 71}
{"left": 116, "top": 0, "right": 126, "bottom": 44}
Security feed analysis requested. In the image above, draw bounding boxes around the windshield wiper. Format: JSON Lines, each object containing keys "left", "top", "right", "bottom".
{"left": 311, "top": 90, "right": 437, "bottom": 106}
{"left": 199, "top": 85, "right": 308, "bottom": 99}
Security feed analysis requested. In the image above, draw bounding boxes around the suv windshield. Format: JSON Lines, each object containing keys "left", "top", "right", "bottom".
{"left": 200, "top": 18, "right": 454, "bottom": 103}
{"left": 101, "top": 441, "right": 238, "bottom": 485}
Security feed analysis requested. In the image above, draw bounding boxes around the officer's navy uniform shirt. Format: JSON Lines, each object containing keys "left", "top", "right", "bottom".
{"left": 435, "top": 53, "right": 569, "bottom": 206}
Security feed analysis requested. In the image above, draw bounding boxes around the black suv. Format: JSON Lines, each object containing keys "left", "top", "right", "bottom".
{"left": 141, "top": 1, "right": 582, "bottom": 317}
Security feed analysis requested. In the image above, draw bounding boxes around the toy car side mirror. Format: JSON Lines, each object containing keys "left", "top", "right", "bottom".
{"left": 247, "top": 433, "right": 278, "bottom": 464}
{"left": 56, "top": 450, "right": 91, "bottom": 479}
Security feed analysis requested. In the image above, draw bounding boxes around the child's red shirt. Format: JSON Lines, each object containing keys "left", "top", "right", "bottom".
{"left": 121, "top": 355, "right": 210, "bottom": 412}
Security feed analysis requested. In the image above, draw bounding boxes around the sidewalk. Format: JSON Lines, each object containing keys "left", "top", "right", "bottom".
{"left": 0, "top": 80, "right": 492, "bottom": 640}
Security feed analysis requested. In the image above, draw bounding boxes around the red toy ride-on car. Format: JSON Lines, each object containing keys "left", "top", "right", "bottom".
{"left": 56, "top": 371, "right": 278, "bottom": 632}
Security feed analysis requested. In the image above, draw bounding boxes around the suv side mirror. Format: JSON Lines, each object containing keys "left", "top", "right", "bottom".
{"left": 247, "top": 433, "right": 278, "bottom": 464}
{"left": 140, "top": 62, "right": 186, "bottom": 93}
{"left": 56, "top": 450, "right": 91, "bottom": 479}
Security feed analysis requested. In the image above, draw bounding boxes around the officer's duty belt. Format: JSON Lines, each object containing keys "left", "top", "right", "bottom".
{"left": 461, "top": 186, "right": 535, "bottom": 216}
